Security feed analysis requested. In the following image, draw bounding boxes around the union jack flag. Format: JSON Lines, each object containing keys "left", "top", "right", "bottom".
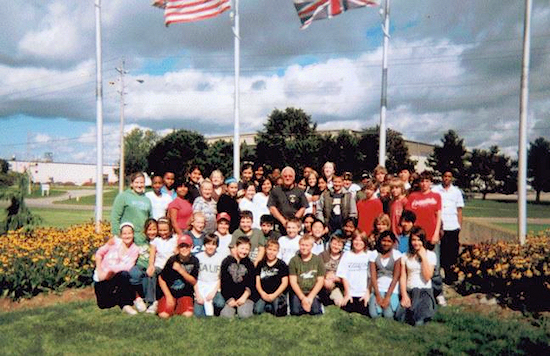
{"left": 293, "top": 0, "right": 379, "bottom": 29}
{"left": 153, "top": 0, "right": 231, "bottom": 26}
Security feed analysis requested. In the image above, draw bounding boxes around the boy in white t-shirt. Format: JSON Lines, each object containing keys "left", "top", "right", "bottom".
{"left": 277, "top": 218, "right": 302, "bottom": 264}
{"left": 214, "top": 212, "right": 233, "bottom": 258}
{"left": 194, "top": 234, "right": 226, "bottom": 317}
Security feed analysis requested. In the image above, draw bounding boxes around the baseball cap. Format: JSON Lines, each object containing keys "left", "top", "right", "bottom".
{"left": 177, "top": 234, "right": 193, "bottom": 246}
{"left": 217, "top": 212, "right": 231, "bottom": 222}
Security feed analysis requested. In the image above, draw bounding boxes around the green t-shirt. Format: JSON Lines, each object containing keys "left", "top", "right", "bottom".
{"left": 289, "top": 254, "right": 326, "bottom": 294}
{"left": 230, "top": 228, "right": 266, "bottom": 262}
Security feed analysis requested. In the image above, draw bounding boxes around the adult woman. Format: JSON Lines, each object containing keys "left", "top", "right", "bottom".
{"left": 210, "top": 170, "right": 226, "bottom": 202}
{"left": 111, "top": 172, "right": 152, "bottom": 246}
{"left": 192, "top": 180, "right": 218, "bottom": 234}
{"left": 167, "top": 178, "right": 193, "bottom": 237}
{"left": 217, "top": 178, "right": 240, "bottom": 233}
{"left": 252, "top": 178, "right": 273, "bottom": 228}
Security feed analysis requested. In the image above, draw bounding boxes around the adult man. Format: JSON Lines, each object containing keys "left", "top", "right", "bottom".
{"left": 433, "top": 171, "right": 464, "bottom": 285}
{"left": 268, "top": 166, "right": 308, "bottom": 233}
{"left": 317, "top": 174, "right": 357, "bottom": 233}
{"left": 405, "top": 171, "right": 445, "bottom": 305}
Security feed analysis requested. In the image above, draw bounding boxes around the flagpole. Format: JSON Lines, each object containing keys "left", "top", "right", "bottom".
{"left": 518, "top": 0, "right": 532, "bottom": 245}
{"left": 94, "top": 0, "right": 104, "bottom": 233}
{"left": 379, "top": 0, "right": 390, "bottom": 167}
{"left": 232, "top": 0, "right": 241, "bottom": 181}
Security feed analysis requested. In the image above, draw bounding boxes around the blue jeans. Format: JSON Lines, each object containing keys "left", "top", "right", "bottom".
{"left": 368, "top": 292, "right": 399, "bottom": 318}
{"left": 254, "top": 294, "right": 288, "bottom": 317}
{"left": 193, "top": 292, "right": 225, "bottom": 317}
{"left": 129, "top": 265, "right": 161, "bottom": 304}
{"left": 289, "top": 294, "right": 323, "bottom": 316}
{"left": 431, "top": 243, "right": 443, "bottom": 297}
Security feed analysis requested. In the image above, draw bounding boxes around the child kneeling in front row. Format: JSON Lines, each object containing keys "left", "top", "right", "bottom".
{"left": 254, "top": 239, "right": 289, "bottom": 316}
{"left": 289, "top": 234, "right": 326, "bottom": 316}
{"left": 194, "top": 233, "right": 226, "bottom": 317}
{"left": 157, "top": 234, "right": 199, "bottom": 319}
{"left": 220, "top": 236, "right": 256, "bottom": 318}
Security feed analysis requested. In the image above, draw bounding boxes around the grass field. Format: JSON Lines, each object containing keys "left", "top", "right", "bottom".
{"left": 30, "top": 208, "right": 111, "bottom": 228}
{"left": 0, "top": 302, "right": 548, "bottom": 356}
{"left": 494, "top": 223, "right": 550, "bottom": 234}
{"left": 53, "top": 189, "right": 118, "bottom": 206}
{"left": 462, "top": 198, "right": 550, "bottom": 219}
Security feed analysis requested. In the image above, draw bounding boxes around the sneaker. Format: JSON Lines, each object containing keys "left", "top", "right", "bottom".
{"left": 146, "top": 301, "right": 158, "bottom": 314}
{"left": 134, "top": 297, "right": 147, "bottom": 313}
{"left": 122, "top": 305, "right": 138, "bottom": 315}
{"left": 436, "top": 295, "right": 448, "bottom": 307}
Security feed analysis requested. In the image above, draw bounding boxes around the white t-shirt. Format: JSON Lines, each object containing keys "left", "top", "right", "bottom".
{"left": 150, "top": 235, "right": 177, "bottom": 269}
{"left": 277, "top": 235, "right": 301, "bottom": 264}
{"left": 252, "top": 193, "right": 270, "bottom": 228}
{"left": 336, "top": 250, "right": 376, "bottom": 297}
{"left": 369, "top": 249, "right": 402, "bottom": 294}
{"left": 145, "top": 191, "right": 173, "bottom": 220}
{"left": 404, "top": 250, "right": 436, "bottom": 290}
{"left": 196, "top": 251, "right": 224, "bottom": 284}
{"left": 312, "top": 239, "right": 325, "bottom": 256}
{"left": 215, "top": 231, "right": 232, "bottom": 258}
{"left": 433, "top": 184, "right": 464, "bottom": 231}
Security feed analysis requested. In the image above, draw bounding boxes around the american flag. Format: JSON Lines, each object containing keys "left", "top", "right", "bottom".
{"left": 153, "top": 0, "right": 231, "bottom": 26}
{"left": 293, "top": 0, "right": 379, "bottom": 29}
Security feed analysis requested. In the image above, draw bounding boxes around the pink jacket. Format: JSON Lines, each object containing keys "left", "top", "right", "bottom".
{"left": 93, "top": 239, "right": 139, "bottom": 282}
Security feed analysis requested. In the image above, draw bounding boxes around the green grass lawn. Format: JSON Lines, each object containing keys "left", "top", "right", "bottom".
{"left": 0, "top": 302, "right": 548, "bottom": 355}
{"left": 463, "top": 198, "right": 550, "bottom": 219}
{"left": 30, "top": 208, "right": 111, "bottom": 228}
{"left": 53, "top": 189, "right": 118, "bottom": 206}
{"left": 494, "top": 223, "right": 550, "bottom": 235}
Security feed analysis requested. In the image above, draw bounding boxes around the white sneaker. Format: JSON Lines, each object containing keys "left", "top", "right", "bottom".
{"left": 134, "top": 298, "right": 147, "bottom": 313}
{"left": 436, "top": 295, "right": 448, "bottom": 306}
{"left": 146, "top": 301, "right": 158, "bottom": 314}
{"left": 122, "top": 305, "right": 138, "bottom": 315}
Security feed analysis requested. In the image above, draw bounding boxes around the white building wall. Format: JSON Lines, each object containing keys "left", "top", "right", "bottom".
{"left": 8, "top": 160, "right": 118, "bottom": 185}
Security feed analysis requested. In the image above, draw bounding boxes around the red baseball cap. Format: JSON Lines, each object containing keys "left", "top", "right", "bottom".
{"left": 177, "top": 234, "right": 193, "bottom": 246}
{"left": 216, "top": 212, "right": 231, "bottom": 222}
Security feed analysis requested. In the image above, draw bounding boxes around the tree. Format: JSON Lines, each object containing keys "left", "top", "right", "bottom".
{"left": 527, "top": 137, "right": 550, "bottom": 203}
{"left": 317, "top": 131, "right": 361, "bottom": 177}
{"left": 123, "top": 128, "right": 159, "bottom": 178}
{"left": 147, "top": 130, "right": 208, "bottom": 178}
{"left": 428, "top": 130, "right": 469, "bottom": 188}
{"left": 0, "top": 174, "right": 41, "bottom": 234}
{"left": 205, "top": 140, "right": 233, "bottom": 177}
{"left": 468, "top": 146, "right": 516, "bottom": 199}
{"left": 255, "top": 107, "right": 321, "bottom": 172}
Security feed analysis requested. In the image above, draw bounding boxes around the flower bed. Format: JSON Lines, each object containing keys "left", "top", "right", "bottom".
{"left": 454, "top": 230, "right": 550, "bottom": 311}
{"left": 0, "top": 223, "right": 110, "bottom": 300}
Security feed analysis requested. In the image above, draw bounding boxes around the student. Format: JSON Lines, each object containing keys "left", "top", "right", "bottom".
{"left": 220, "top": 236, "right": 256, "bottom": 318}
{"left": 157, "top": 234, "right": 199, "bottom": 319}
{"left": 146, "top": 174, "right": 173, "bottom": 220}
{"left": 398, "top": 227, "right": 437, "bottom": 326}
{"left": 254, "top": 239, "right": 289, "bottom": 317}
{"left": 389, "top": 178, "right": 408, "bottom": 237}
{"left": 186, "top": 212, "right": 207, "bottom": 256}
{"left": 356, "top": 179, "right": 383, "bottom": 236}
{"left": 217, "top": 178, "right": 240, "bottom": 233}
{"left": 253, "top": 163, "right": 266, "bottom": 192}
{"left": 373, "top": 165, "right": 387, "bottom": 188}
{"left": 145, "top": 217, "right": 177, "bottom": 314}
{"left": 186, "top": 165, "right": 203, "bottom": 204}
{"left": 316, "top": 174, "right": 357, "bottom": 233}
{"left": 319, "top": 233, "right": 346, "bottom": 306}
{"left": 93, "top": 222, "right": 139, "bottom": 315}
{"left": 194, "top": 234, "right": 226, "bottom": 317}
{"left": 322, "top": 161, "right": 336, "bottom": 189}
{"left": 304, "top": 170, "right": 320, "bottom": 215}
{"left": 229, "top": 210, "right": 266, "bottom": 266}
{"left": 252, "top": 178, "right": 273, "bottom": 228}
{"left": 310, "top": 219, "right": 327, "bottom": 255}
{"left": 238, "top": 162, "right": 254, "bottom": 192}
{"left": 289, "top": 235, "right": 326, "bottom": 316}
{"left": 369, "top": 214, "right": 391, "bottom": 251}
{"left": 167, "top": 178, "right": 193, "bottom": 237}
{"left": 128, "top": 218, "right": 156, "bottom": 313}
{"left": 337, "top": 232, "right": 373, "bottom": 316}
{"left": 260, "top": 214, "right": 281, "bottom": 242}
{"left": 369, "top": 231, "right": 402, "bottom": 319}
{"left": 277, "top": 218, "right": 302, "bottom": 265}
{"left": 342, "top": 171, "right": 361, "bottom": 198}
{"left": 397, "top": 210, "right": 416, "bottom": 253}
{"left": 302, "top": 213, "right": 316, "bottom": 235}
{"left": 192, "top": 180, "right": 218, "bottom": 234}
{"left": 379, "top": 182, "right": 391, "bottom": 214}
{"left": 239, "top": 182, "right": 256, "bottom": 217}
{"left": 214, "top": 212, "right": 233, "bottom": 258}
{"left": 341, "top": 217, "right": 358, "bottom": 252}
{"left": 161, "top": 171, "right": 177, "bottom": 199}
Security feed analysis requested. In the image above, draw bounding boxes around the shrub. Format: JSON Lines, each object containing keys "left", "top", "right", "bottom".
{"left": 0, "top": 223, "right": 111, "bottom": 300}
{"left": 454, "top": 230, "right": 550, "bottom": 311}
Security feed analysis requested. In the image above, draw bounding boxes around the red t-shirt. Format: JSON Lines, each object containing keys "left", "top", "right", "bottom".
{"left": 390, "top": 196, "right": 408, "bottom": 236}
{"left": 405, "top": 191, "right": 441, "bottom": 243}
{"left": 356, "top": 198, "right": 383, "bottom": 235}
{"left": 167, "top": 197, "right": 193, "bottom": 232}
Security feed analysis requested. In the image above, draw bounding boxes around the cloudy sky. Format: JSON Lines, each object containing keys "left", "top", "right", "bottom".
{"left": 1, "top": 0, "right": 549, "bottom": 165}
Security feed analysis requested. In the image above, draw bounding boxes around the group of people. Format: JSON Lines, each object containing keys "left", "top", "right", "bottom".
{"left": 95, "top": 161, "right": 464, "bottom": 326}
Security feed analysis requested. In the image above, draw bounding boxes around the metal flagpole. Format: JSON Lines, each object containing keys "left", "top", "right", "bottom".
{"left": 232, "top": 0, "right": 241, "bottom": 181}
{"left": 378, "top": 0, "right": 390, "bottom": 167}
{"left": 94, "top": 0, "right": 104, "bottom": 233}
{"left": 518, "top": 0, "right": 532, "bottom": 245}
{"left": 116, "top": 58, "right": 126, "bottom": 193}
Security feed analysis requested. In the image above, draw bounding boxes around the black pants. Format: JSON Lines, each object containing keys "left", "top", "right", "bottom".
{"left": 94, "top": 271, "right": 134, "bottom": 309}
{"left": 441, "top": 229, "right": 460, "bottom": 284}
{"left": 342, "top": 297, "right": 369, "bottom": 316}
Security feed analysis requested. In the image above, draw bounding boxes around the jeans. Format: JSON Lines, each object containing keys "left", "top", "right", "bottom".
{"left": 289, "top": 294, "right": 323, "bottom": 316}
{"left": 428, "top": 242, "right": 443, "bottom": 297}
{"left": 129, "top": 265, "right": 161, "bottom": 304}
{"left": 193, "top": 292, "right": 226, "bottom": 317}
{"left": 368, "top": 292, "right": 399, "bottom": 318}
{"left": 254, "top": 294, "right": 288, "bottom": 317}
{"left": 220, "top": 299, "right": 254, "bottom": 319}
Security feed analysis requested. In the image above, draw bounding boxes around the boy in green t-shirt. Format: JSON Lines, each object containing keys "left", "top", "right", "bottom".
{"left": 289, "top": 234, "right": 326, "bottom": 315}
